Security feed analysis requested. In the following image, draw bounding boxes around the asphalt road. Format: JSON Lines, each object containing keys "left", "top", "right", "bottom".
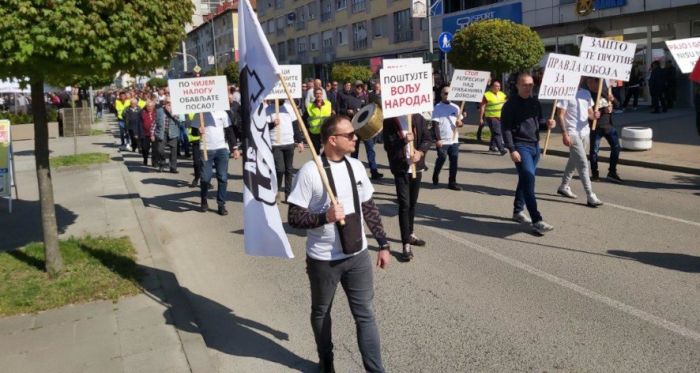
{"left": 119, "top": 140, "right": 700, "bottom": 372}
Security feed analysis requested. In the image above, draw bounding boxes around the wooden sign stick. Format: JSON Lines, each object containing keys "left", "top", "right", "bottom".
{"left": 199, "top": 112, "right": 208, "bottom": 161}
{"left": 542, "top": 100, "right": 557, "bottom": 157}
{"left": 591, "top": 79, "right": 604, "bottom": 131}
{"left": 274, "top": 98, "right": 281, "bottom": 144}
{"left": 407, "top": 114, "right": 416, "bottom": 179}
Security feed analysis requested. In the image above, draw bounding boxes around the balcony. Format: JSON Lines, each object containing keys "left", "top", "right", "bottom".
{"left": 351, "top": 0, "right": 366, "bottom": 13}
{"left": 296, "top": 20, "right": 305, "bottom": 31}
{"left": 353, "top": 38, "right": 367, "bottom": 50}
{"left": 395, "top": 30, "right": 412, "bottom": 43}
{"left": 321, "top": 10, "right": 332, "bottom": 22}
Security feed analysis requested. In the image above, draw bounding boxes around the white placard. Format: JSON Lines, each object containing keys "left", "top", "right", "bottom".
{"left": 168, "top": 76, "right": 231, "bottom": 115}
{"left": 665, "top": 38, "right": 700, "bottom": 74}
{"left": 538, "top": 53, "right": 584, "bottom": 101}
{"left": 447, "top": 69, "right": 490, "bottom": 102}
{"left": 380, "top": 63, "right": 433, "bottom": 119}
{"left": 265, "top": 65, "right": 302, "bottom": 99}
{"left": 578, "top": 36, "right": 637, "bottom": 81}
{"left": 382, "top": 57, "right": 423, "bottom": 69}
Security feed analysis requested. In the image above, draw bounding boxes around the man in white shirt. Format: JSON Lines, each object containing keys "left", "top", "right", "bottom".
{"left": 266, "top": 99, "right": 305, "bottom": 201}
{"left": 287, "top": 115, "right": 390, "bottom": 373}
{"left": 555, "top": 83, "right": 603, "bottom": 207}
{"left": 304, "top": 78, "right": 327, "bottom": 109}
{"left": 431, "top": 86, "right": 464, "bottom": 190}
{"left": 199, "top": 111, "right": 240, "bottom": 215}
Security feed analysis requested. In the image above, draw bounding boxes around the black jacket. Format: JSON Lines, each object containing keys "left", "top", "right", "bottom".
{"left": 501, "top": 95, "right": 545, "bottom": 152}
{"left": 382, "top": 113, "right": 432, "bottom": 175}
{"left": 122, "top": 106, "right": 142, "bottom": 133}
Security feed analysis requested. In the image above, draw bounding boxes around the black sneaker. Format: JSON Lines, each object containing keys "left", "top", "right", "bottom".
{"left": 432, "top": 175, "right": 439, "bottom": 186}
{"left": 190, "top": 177, "right": 199, "bottom": 188}
{"left": 499, "top": 150, "right": 508, "bottom": 156}
{"left": 217, "top": 206, "right": 228, "bottom": 216}
{"left": 448, "top": 184, "right": 462, "bottom": 191}
{"left": 591, "top": 170, "right": 599, "bottom": 182}
{"left": 401, "top": 244, "right": 414, "bottom": 262}
{"left": 606, "top": 172, "right": 623, "bottom": 183}
{"left": 370, "top": 171, "right": 384, "bottom": 180}
{"left": 199, "top": 201, "right": 208, "bottom": 213}
{"left": 409, "top": 234, "right": 426, "bottom": 247}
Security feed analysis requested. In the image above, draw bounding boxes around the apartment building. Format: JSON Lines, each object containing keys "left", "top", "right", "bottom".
{"left": 257, "top": 0, "right": 432, "bottom": 81}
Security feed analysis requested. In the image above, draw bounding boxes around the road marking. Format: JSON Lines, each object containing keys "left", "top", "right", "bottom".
{"left": 605, "top": 202, "right": 700, "bottom": 228}
{"left": 423, "top": 225, "right": 700, "bottom": 342}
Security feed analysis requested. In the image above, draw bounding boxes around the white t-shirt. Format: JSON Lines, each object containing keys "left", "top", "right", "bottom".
{"left": 431, "top": 102, "right": 462, "bottom": 144}
{"left": 203, "top": 111, "right": 231, "bottom": 151}
{"left": 556, "top": 89, "right": 593, "bottom": 136}
{"left": 266, "top": 102, "right": 296, "bottom": 146}
{"left": 287, "top": 156, "right": 374, "bottom": 261}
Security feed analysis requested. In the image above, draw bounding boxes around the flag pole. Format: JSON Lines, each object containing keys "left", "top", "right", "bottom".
{"left": 274, "top": 98, "right": 281, "bottom": 144}
{"left": 591, "top": 79, "right": 604, "bottom": 130}
{"left": 407, "top": 114, "right": 416, "bottom": 179}
{"left": 277, "top": 73, "right": 345, "bottom": 225}
{"left": 543, "top": 99, "right": 557, "bottom": 157}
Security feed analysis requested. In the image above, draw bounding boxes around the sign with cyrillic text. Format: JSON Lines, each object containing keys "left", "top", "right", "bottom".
{"left": 382, "top": 57, "right": 423, "bottom": 69}
{"left": 168, "top": 76, "right": 231, "bottom": 115}
{"left": 447, "top": 69, "right": 490, "bottom": 102}
{"left": 665, "top": 38, "right": 700, "bottom": 74}
{"left": 578, "top": 36, "right": 636, "bottom": 81}
{"left": 380, "top": 63, "right": 433, "bottom": 119}
{"left": 265, "top": 65, "right": 302, "bottom": 99}
{"left": 539, "top": 53, "right": 584, "bottom": 101}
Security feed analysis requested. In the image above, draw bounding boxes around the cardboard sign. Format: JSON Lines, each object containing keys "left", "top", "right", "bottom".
{"left": 447, "top": 69, "right": 490, "bottom": 102}
{"left": 538, "top": 53, "right": 584, "bottom": 101}
{"left": 579, "top": 36, "right": 636, "bottom": 81}
{"left": 382, "top": 57, "right": 423, "bottom": 69}
{"left": 265, "top": 65, "right": 302, "bottom": 99}
{"left": 0, "top": 120, "right": 10, "bottom": 198}
{"left": 380, "top": 63, "right": 433, "bottom": 119}
{"left": 168, "top": 76, "right": 231, "bottom": 115}
{"left": 665, "top": 38, "right": 700, "bottom": 74}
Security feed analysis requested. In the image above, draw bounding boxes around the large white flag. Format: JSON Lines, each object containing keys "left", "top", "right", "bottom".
{"left": 238, "top": 0, "right": 294, "bottom": 258}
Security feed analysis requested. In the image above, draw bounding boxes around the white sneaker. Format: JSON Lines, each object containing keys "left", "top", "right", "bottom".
{"left": 557, "top": 185, "right": 577, "bottom": 199}
{"left": 512, "top": 211, "right": 532, "bottom": 224}
{"left": 587, "top": 193, "right": 603, "bottom": 207}
{"left": 532, "top": 220, "right": 554, "bottom": 235}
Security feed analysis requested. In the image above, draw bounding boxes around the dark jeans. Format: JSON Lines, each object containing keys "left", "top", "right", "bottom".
{"left": 157, "top": 137, "right": 178, "bottom": 171}
{"left": 486, "top": 117, "right": 505, "bottom": 152}
{"left": 141, "top": 139, "right": 154, "bottom": 165}
{"left": 118, "top": 120, "right": 128, "bottom": 146}
{"left": 310, "top": 133, "right": 321, "bottom": 154}
{"left": 128, "top": 129, "right": 138, "bottom": 150}
{"left": 696, "top": 110, "right": 700, "bottom": 136}
{"left": 394, "top": 172, "right": 422, "bottom": 244}
{"left": 513, "top": 144, "right": 543, "bottom": 223}
{"left": 590, "top": 127, "right": 620, "bottom": 174}
{"left": 651, "top": 90, "right": 667, "bottom": 112}
{"left": 200, "top": 148, "right": 230, "bottom": 207}
{"left": 191, "top": 141, "right": 202, "bottom": 179}
{"left": 623, "top": 87, "right": 640, "bottom": 108}
{"left": 273, "top": 144, "right": 295, "bottom": 197}
{"left": 178, "top": 124, "right": 190, "bottom": 156}
{"left": 351, "top": 137, "right": 379, "bottom": 173}
{"left": 433, "top": 143, "right": 459, "bottom": 184}
{"left": 306, "top": 250, "right": 384, "bottom": 373}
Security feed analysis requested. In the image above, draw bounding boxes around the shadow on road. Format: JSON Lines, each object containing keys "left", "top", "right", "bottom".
{"left": 0, "top": 199, "right": 78, "bottom": 252}
{"left": 607, "top": 250, "right": 700, "bottom": 273}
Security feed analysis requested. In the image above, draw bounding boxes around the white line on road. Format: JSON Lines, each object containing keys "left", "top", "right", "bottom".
{"left": 423, "top": 225, "right": 700, "bottom": 342}
{"left": 605, "top": 202, "right": 700, "bottom": 228}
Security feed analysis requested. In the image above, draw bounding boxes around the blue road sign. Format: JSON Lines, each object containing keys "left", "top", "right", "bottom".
{"left": 438, "top": 32, "right": 453, "bottom": 53}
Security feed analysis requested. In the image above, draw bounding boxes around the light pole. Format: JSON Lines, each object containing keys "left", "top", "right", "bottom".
{"left": 174, "top": 51, "right": 199, "bottom": 73}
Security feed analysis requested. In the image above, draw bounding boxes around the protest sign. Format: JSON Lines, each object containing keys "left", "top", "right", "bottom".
{"left": 168, "top": 76, "right": 230, "bottom": 115}
{"left": 265, "top": 65, "right": 302, "bottom": 99}
{"left": 579, "top": 36, "right": 636, "bottom": 81}
{"left": 665, "top": 38, "right": 700, "bottom": 74}
{"left": 447, "top": 69, "right": 490, "bottom": 102}
{"left": 0, "top": 120, "right": 11, "bottom": 198}
{"left": 538, "top": 53, "right": 584, "bottom": 101}
{"left": 380, "top": 63, "right": 433, "bottom": 119}
{"left": 382, "top": 57, "right": 423, "bottom": 69}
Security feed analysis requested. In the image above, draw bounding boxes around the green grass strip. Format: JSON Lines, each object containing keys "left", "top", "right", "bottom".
{"left": 50, "top": 152, "right": 110, "bottom": 168}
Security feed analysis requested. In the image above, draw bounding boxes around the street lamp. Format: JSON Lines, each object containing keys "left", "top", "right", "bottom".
{"left": 174, "top": 51, "right": 199, "bottom": 73}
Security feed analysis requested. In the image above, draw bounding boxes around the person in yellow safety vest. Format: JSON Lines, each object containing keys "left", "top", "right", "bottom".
{"left": 115, "top": 91, "right": 130, "bottom": 149}
{"left": 479, "top": 80, "right": 508, "bottom": 155}
{"left": 305, "top": 88, "right": 332, "bottom": 153}
{"left": 185, "top": 113, "right": 204, "bottom": 187}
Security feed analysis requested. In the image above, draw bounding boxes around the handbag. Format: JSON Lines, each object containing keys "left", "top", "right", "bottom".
{"left": 322, "top": 155, "right": 364, "bottom": 255}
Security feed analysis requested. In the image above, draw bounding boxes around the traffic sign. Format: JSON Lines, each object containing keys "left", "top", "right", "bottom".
{"left": 193, "top": 65, "right": 202, "bottom": 74}
{"left": 438, "top": 32, "right": 453, "bottom": 53}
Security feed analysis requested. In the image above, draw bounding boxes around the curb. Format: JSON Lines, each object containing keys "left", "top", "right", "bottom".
{"left": 114, "top": 152, "right": 216, "bottom": 373}
{"left": 459, "top": 138, "right": 700, "bottom": 176}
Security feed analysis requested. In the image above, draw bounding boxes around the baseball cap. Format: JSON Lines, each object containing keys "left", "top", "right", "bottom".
{"left": 354, "top": 80, "right": 364, "bottom": 86}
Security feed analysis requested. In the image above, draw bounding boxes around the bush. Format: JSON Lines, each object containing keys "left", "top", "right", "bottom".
{"left": 331, "top": 64, "right": 373, "bottom": 85}
{"left": 147, "top": 77, "right": 168, "bottom": 88}
{"left": 451, "top": 19, "right": 545, "bottom": 77}
{"left": 1, "top": 107, "right": 59, "bottom": 124}
{"left": 223, "top": 61, "right": 240, "bottom": 86}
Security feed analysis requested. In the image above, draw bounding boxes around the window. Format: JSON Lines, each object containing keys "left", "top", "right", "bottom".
{"left": 321, "top": 0, "right": 332, "bottom": 22}
{"left": 322, "top": 30, "right": 334, "bottom": 51}
{"left": 336, "top": 0, "right": 347, "bottom": 10}
{"left": 352, "top": 21, "right": 368, "bottom": 50}
{"left": 288, "top": 39, "right": 296, "bottom": 56}
{"left": 276, "top": 17, "right": 285, "bottom": 35}
{"left": 307, "top": 3, "right": 315, "bottom": 20}
{"left": 309, "top": 33, "right": 319, "bottom": 51}
{"left": 297, "top": 37, "right": 307, "bottom": 53}
{"left": 296, "top": 7, "right": 305, "bottom": 30}
{"left": 277, "top": 42, "right": 286, "bottom": 60}
{"left": 372, "top": 16, "right": 386, "bottom": 38}
{"left": 337, "top": 26, "right": 347, "bottom": 45}
{"left": 275, "top": 0, "right": 284, "bottom": 9}
{"left": 351, "top": 0, "right": 366, "bottom": 13}
{"left": 394, "top": 9, "right": 413, "bottom": 43}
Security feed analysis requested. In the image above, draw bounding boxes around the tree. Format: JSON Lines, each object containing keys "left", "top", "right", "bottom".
{"left": 223, "top": 61, "right": 240, "bottom": 86}
{"left": 0, "top": 0, "right": 193, "bottom": 277}
{"left": 451, "top": 19, "right": 545, "bottom": 77}
{"left": 147, "top": 77, "right": 168, "bottom": 89}
{"left": 331, "top": 64, "right": 373, "bottom": 84}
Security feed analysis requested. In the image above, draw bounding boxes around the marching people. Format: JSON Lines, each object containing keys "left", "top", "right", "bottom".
{"left": 115, "top": 92, "right": 130, "bottom": 150}
{"left": 555, "top": 78, "right": 603, "bottom": 207}
{"left": 586, "top": 78, "right": 623, "bottom": 183}
{"left": 186, "top": 113, "right": 203, "bottom": 188}
{"left": 198, "top": 111, "right": 240, "bottom": 216}
{"left": 122, "top": 98, "right": 142, "bottom": 152}
{"left": 622, "top": 64, "right": 643, "bottom": 111}
{"left": 479, "top": 80, "right": 508, "bottom": 155}
{"left": 382, "top": 113, "right": 432, "bottom": 261}
{"left": 139, "top": 101, "right": 157, "bottom": 166}
{"left": 431, "top": 85, "right": 464, "bottom": 190}
{"left": 649, "top": 61, "right": 667, "bottom": 114}
{"left": 664, "top": 59, "right": 677, "bottom": 110}
{"left": 306, "top": 88, "right": 333, "bottom": 154}
{"left": 305, "top": 78, "right": 327, "bottom": 109}
{"left": 287, "top": 115, "right": 391, "bottom": 373}
{"left": 154, "top": 99, "right": 181, "bottom": 173}
{"left": 501, "top": 72, "right": 556, "bottom": 235}
{"left": 266, "top": 99, "right": 305, "bottom": 202}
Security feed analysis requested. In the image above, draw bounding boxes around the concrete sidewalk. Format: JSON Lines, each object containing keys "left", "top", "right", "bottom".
{"left": 0, "top": 118, "right": 213, "bottom": 373}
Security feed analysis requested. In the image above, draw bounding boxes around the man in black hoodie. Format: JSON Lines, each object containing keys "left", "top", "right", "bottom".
{"left": 501, "top": 72, "right": 556, "bottom": 236}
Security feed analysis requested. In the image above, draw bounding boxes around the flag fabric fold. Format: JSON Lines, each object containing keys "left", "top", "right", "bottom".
{"left": 690, "top": 57, "right": 700, "bottom": 83}
{"left": 238, "top": 0, "right": 294, "bottom": 258}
